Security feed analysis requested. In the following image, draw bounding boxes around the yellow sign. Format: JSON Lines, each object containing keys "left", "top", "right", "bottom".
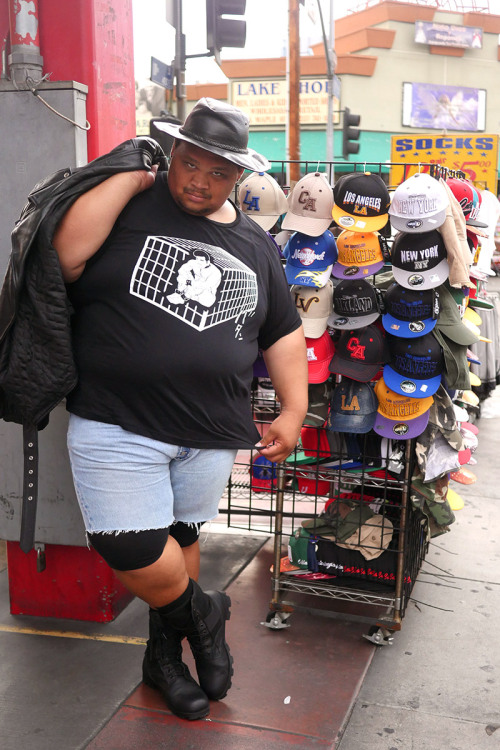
{"left": 231, "top": 79, "right": 339, "bottom": 127}
{"left": 390, "top": 133, "right": 499, "bottom": 191}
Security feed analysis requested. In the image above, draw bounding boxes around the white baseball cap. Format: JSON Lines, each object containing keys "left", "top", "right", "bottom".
{"left": 282, "top": 172, "right": 334, "bottom": 236}
{"left": 238, "top": 172, "right": 288, "bottom": 231}
{"left": 389, "top": 173, "right": 449, "bottom": 233}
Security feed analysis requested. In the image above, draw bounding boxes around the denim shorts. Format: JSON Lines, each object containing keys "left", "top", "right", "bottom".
{"left": 66, "top": 415, "right": 237, "bottom": 534}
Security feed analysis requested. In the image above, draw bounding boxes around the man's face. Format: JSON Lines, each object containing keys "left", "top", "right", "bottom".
{"left": 167, "top": 141, "right": 243, "bottom": 217}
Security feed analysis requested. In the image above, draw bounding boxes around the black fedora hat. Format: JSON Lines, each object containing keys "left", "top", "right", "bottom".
{"left": 154, "top": 97, "right": 270, "bottom": 172}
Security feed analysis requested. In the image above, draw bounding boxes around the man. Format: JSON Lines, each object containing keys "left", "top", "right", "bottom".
{"left": 53, "top": 98, "right": 308, "bottom": 721}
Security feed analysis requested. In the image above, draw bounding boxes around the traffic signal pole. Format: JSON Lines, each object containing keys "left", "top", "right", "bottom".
{"left": 288, "top": 0, "right": 300, "bottom": 184}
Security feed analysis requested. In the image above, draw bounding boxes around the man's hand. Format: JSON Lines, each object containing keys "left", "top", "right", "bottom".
{"left": 255, "top": 411, "right": 303, "bottom": 463}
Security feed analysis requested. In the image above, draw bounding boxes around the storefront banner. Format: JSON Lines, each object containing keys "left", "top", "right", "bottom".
{"left": 231, "top": 79, "right": 340, "bottom": 126}
{"left": 414, "top": 21, "right": 483, "bottom": 49}
{"left": 402, "top": 82, "right": 486, "bottom": 132}
{"left": 390, "top": 133, "right": 499, "bottom": 192}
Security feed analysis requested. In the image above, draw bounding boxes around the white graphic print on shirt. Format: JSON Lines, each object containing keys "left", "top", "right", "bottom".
{"left": 130, "top": 236, "right": 258, "bottom": 335}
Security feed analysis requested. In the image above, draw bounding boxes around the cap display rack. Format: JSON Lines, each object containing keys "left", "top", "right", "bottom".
{"left": 220, "top": 158, "right": 464, "bottom": 643}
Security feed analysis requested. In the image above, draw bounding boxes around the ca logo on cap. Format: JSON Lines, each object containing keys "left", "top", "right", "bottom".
{"left": 400, "top": 380, "right": 417, "bottom": 394}
{"left": 408, "top": 274, "right": 424, "bottom": 287}
{"left": 393, "top": 422, "right": 409, "bottom": 435}
{"left": 409, "top": 321, "right": 425, "bottom": 333}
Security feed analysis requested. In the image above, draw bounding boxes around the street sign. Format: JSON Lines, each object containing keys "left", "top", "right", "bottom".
{"left": 390, "top": 133, "right": 499, "bottom": 191}
{"left": 151, "top": 56, "right": 174, "bottom": 90}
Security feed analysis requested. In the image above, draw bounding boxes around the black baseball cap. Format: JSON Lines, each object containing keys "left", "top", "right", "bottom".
{"left": 383, "top": 332, "right": 444, "bottom": 398}
{"left": 329, "top": 324, "right": 387, "bottom": 382}
{"left": 332, "top": 172, "right": 391, "bottom": 233}
{"left": 329, "top": 278, "right": 380, "bottom": 330}
{"left": 382, "top": 282, "right": 439, "bottom": 338}
{"left": 391, "top": 230, "right": 449, "bottom": 290}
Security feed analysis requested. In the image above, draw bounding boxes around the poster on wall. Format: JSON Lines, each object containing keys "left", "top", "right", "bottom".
{"left": 390, "top": 133, "right": 499, "bottom": 192}
{"left": 414, "top": 21, "right": 483, "bottom": 49}
{"left": 402, "top": 82, "right": 486, "bottom": 132}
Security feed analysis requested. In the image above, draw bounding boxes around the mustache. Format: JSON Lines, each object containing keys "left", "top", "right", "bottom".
{"left": 184, "top": 188, "right": 210, "bottom": 199}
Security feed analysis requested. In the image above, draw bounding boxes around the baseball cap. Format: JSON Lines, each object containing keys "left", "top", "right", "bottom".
{"left": 463, "top": 306, "right": 482, "bottom": 328}
{"left": 383, "top": 332, "right": 444, "bottom": 398}
{"left": 329, "top": 324, "right": 387, "bottom": 382}
{"left": 446, "top": 178, "right": 488, "bottom": 229}
{"left": 382, "top": 282, "right": 439, "bottom": 338}
{"left": 282, "top": 172, "right": 334, "bottom": 236}
{"left": 391, "top": 230, "right": 449, "bottom": 290}
{"left": 374, "top": 376, "right": 433, "bottom": 440}
{"left": 303, "top": 381, "right": 332, "bottom": 427}
{"left": 328, "top": 278, "right": 381, "bottom": 330}
{"left": 290, "top": 280, "right": 334, "bottom": 338}
{"left": 251, "top": 454, "right": 278, "bottom": 492}
{"left": 468, "top": 282, "right": 494, "bottom": 310}
{"left": 300, "top": 425, "right": 331, "bottom": 458}
{"left": 389, "top": 173, "right": 448, "bottom": 233}
{"left": 332, "top": 231, "right": 385, "bottom": 279}
{"left": 238, "top": 171, "right": 288, "bottom": 231}
{"left": 450, "top": 467, "right": 477, "bottom": 485}
{"left": 332, "top": 172, "right": 390, "bottom": 233}
{"left": 436, "top": 285, "right": 480, "bottom": 346}
{"left": 284, "top": 230, "right": 338, "bottom": 287}
{"left": 327, "top": 378, "right": 378, "bottom": 433}
{"left": 306, "top": 331, "right": 335, "bottom": 383}
{"left": 433, "top": 329, "right": 471, "bottom": 391}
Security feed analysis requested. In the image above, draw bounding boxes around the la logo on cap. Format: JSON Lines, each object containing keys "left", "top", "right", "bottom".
{"left": 341, "top": 394, "right": 360, "bottom": 412}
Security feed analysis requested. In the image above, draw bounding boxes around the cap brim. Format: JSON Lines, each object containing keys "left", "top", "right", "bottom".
{"left": 436, "top": 322, "right": 480, "bottom": 346}
{"left": 389, "top": 207, "right": 447, "bottom": 234}
{"left": 331, "top": 206, "right": 389, "bottom": 233}
{"left": 383, "top": 364, "right": 442, "bottom": 398}
{"left": 328, "top": 411, "right": 376, "bottom": 433}
{"left": 302, "top": 317, "right": 329, "bottom": 338}
{"left": 466, "top": 217, "right": 489, "bottom": 229}
{"left": 392, "top": 258, "right": 449, "bottom": 290}
{"left": 155, "top": 121, "right": 270, "bottom": 171}
{"left": 468, "top": 297, "right": 494, "bottom": 310}
{"left": 331, "top": 260, "right": 385, "bottom": 280}
{"left": 374, "top": 409, "right": 430, "bottom": 440}
{"left": 328, "top": 311, "right": 380, "bottom": 330}
{"left": 281, "top": 212, "right": 333, "bottom": 237}
{"left": 308, "top": 359, "right": 333, "bottom": 383}
{"left": 382, "top": 313, "right": 436, "bottom": 338}
{"left": 329, "top": 354, "right": 382, "bottom": 382}
{"left": 285, "top": 264, "right": 333, "bottom": 287}
{"left": 244, "top": 213, "right": 280, "bottom": 231}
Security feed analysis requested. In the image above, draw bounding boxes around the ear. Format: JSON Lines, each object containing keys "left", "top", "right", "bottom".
{"left": 237, "top": 167, "right": 245, "bottom": 181}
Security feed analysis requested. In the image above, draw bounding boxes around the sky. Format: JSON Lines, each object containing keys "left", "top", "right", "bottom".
{"left": 132, "top": 0, "right": 341, "bottom": 85}
{"left": 132, "top": 0, "right": 500, "bottom": 86}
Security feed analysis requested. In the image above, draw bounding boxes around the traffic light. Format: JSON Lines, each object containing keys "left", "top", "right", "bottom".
{"left": 342, "top": 107, "right": 361, "bottom": 159}
{"left": 206, "top": 0, "right": 247, "bottom": 64}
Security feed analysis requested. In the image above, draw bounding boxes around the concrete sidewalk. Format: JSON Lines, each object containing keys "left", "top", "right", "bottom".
{"left": 337, "top": 387, "right": 500, "bottom": 750}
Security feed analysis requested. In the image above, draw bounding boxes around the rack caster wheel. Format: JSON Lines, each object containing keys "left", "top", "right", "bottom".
{"left": 362, "top": 626, "right": 394, "bottom": 646}
{"left": 261, "top": 611, "right": 291, "bottom": 630}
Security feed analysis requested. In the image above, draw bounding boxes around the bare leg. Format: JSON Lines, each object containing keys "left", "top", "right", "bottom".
{"left": 181, "top": 540, "right": 200, "bottom": 581}
{"left": 114, "top": 535, "right": 189, "bottom": 608}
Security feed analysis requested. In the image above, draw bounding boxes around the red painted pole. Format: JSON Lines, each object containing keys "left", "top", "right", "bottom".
{"left": 7, "top": 0, "right": 43, "bottom": 83}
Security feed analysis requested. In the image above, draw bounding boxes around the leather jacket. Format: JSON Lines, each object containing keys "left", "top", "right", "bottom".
{"left": 0, "top": 136, "right": 167, "bottom": 427}
{"left": 0, "top": 137, "right": 166, "bottom": 552}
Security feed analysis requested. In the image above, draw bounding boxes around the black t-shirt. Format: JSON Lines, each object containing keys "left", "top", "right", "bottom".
{"left": 66, "top": 173, "right": 300, "bottom": 449}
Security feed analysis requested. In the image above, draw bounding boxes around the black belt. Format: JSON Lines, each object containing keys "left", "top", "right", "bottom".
{"left": 20, "top": 423, "right": 39, "bottom": 553}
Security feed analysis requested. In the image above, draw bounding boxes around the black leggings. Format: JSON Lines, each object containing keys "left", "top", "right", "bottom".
{"left": 88, "top": 521, "right": 202, "bottom": 571}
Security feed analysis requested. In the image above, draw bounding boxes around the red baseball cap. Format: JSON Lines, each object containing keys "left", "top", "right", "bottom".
{"left": 306, "top": 331, "right": 335, "bottom": 383}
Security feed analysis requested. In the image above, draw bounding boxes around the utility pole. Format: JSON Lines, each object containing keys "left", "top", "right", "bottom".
{"left": 288, "top": 0, "right": 301, "bottom": 184}
{"left": 174, "top": 0, "right": 186, "bottom": 120}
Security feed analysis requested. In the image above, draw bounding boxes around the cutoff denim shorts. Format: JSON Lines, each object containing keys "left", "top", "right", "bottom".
{"left": 66, "top": 414, "right": 238, "bottom": 534}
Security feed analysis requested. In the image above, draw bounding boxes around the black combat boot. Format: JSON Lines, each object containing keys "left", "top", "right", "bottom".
{"left": 142, "top": 608, "right": 209, "bottom": 720}
{"left": 159, "top": 580, "right": 233, "bottom": 701}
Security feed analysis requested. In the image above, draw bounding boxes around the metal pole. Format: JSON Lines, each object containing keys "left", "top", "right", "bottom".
{"left": 288, "top": 0, "right": 300, "bottom": 184}
{"left": 174, "top": 0, "right": 186, "bottom": 121}
{"left": 7, "top": 0, "right": 43, "bottom": 84}
{"left": 317, "top": 0, "right": 335, "bottom": 169}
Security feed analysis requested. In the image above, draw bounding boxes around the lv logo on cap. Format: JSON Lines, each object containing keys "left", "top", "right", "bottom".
{"left": 294, "top": 292, "right": 320, "bottom": 313}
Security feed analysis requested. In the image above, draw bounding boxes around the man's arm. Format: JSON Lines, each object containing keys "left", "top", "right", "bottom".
{"left": 52, "top": 167, "right": 157, "bottom": 283}
{"left": 257, "top": 326, "right": 308, "bottom": 463}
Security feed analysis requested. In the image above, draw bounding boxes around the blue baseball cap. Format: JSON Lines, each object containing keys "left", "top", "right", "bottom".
{"left": 284, "top": 230, "right": 338, "bottom": 288}
{"left": 327, "top": 379, "right": 377, "bottom": 433}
